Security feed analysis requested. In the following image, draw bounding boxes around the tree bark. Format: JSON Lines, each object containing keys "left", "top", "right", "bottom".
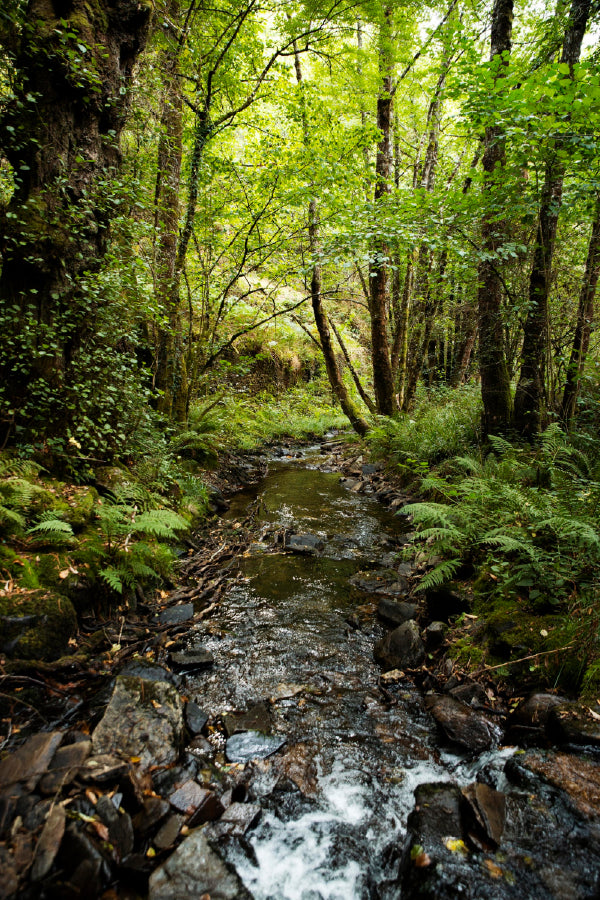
{"left": 369, "top": 6, "right": 397, "bottom": 416}
{"left": 513, "top": 0, "right": 591, "bottom": 437}
{"left": 0, "top": 0, "right": 151, "bottom": 447}
{"left": 477, "top": 0, "right": 514, "bottom": 435}
{"left": 561, "top": 197, "right": 600, "bottom": 425}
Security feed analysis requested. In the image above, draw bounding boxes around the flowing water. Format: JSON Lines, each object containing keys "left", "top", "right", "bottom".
{"left": 186, "top": 447, "right": 509, "bottom": 899}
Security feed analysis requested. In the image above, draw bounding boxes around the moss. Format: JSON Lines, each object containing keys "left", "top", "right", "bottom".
{"left": 0, "top": 589, "right": 77, "bottom": 660}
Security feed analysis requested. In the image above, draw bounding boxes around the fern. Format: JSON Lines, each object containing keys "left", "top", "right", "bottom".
{"left": 132, "top": 509, "right": 189, "bottom": 539}
{"left": 417, "top": 558, "right": 462, "bottom": 591}
{"left": 100, "top": 566, "right": 123, "bottom": 594}
{"left": 27, "top": 514, "right": 74, "bottom": 539}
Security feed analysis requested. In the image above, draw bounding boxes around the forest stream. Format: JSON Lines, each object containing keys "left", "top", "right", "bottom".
{"left": 2, "top": 443, "right": 600, "bottom": 899}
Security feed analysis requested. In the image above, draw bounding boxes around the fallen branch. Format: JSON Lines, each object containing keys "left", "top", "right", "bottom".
{"left": 471, "top": 642, "right": 577, "bottom": 678}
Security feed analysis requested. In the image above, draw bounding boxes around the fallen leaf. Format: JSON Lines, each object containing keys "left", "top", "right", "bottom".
{"left": 588, "top": 708, "right": 600, "bottom": 721}
{"left": 414, "top": 852, "right": 431, "bottom": 867}
{"left": 91, "top": 820, "right": 109, "bottom": 842}
{"left": 484, "top": 859, "right": 503, "bottom": 879}
{"left": 445, "top": 838, "right": 469, "bottom": 856}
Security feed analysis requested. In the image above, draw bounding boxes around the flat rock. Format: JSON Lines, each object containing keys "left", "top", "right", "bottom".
{"left": 169, "top": 649, "right": 214, "bottom": 671}
{"left": 169, "top": 780, "right": 210, "bottom": 815}
{"left": 153, "top": 813, "right": 184, "bottom": 851}
{"left": 374, "top": 620, "right": 425, "bottom": 671}
{"left": 0, "top": 731, "right": 63, "bottom": 790}
{"left": 92, "top": 676, "right": 184, "bottom": 771}
{"left": 547, "top": 702, "right": 600, "bottom": 747}
{"left": 121, "top": 659, "right": 178, "bottom": 684}
{"left": 96, "top": 794, "right": 134, "bottom": 859}
{"left": 185, "top": 701, "right": 209, "bottom": 735}
{"left": 31, "top": 804, "right": 66, "bottom": 881}
{"left": 149, "top": 829, "right": 252, "bottom": 900}
{"left": 511, "top": 693, "right": 566, "bottom": 729}
{"left": 80, "top": 754, "right": 128, "bottom": 783}
{"left": 211, "top": 802, "right": 261, "bottom": 837}
{"left": 448, "top": 682, "right": 488, "bottom": 708}
{"left": 425, "top": 694, "right": 494, "bottom": 752}
{"left": 462, "top": 782, "right": 506, "bottom": 847}
{"left": 158, "top": 603, "right": 194, "bottom": 626}
{"left": 133, "top": 796, "right": 170, "bottom": 833}
{"left": 377, "top": 598, "right": 417, "bottom": 627}
{"left": 272, "top": 741, "right": 318, "bottom": 796}
{"left": 39, "top": 740, "right": 92, "bottom": 794}
{"left": 225, "top": 731, "right": 286, "bottom": 764}
{"left": 351, "top": 569, "right": 409, "bottom": 596}
{"left": 284, "top": 533, "right": 325, "bottom": 553}
{"left": 516, "top": 750, "right": 600, "bottom": 821}
{"left": 223, "top": 702, "right": 270, "bottom": 736}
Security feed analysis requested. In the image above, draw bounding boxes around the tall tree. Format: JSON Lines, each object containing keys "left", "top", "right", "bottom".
{"left": 477, "top": 0, "right": 514, "bottom": 435}
{"left": 513, "top": 0, "right": 591, "bottom": 437}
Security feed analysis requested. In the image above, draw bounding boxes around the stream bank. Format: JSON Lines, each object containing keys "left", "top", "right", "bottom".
{"left": 1, "top": 441, "right": 600, "bottom": 898}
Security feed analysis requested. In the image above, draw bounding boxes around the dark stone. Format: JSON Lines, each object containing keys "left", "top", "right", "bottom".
{"left": 133, "top": 796, "right": 170, "bottom": 833}
{"left": 153, "top": 813, "right": 184, "bottom": 851}
{"left": 149, "top": 829, "right": 252, "bottom": 900}
{"left": 361, "top": 464, "right": 378, "bottom": 475}
{"left": 23, "top": 797, "right": 52, "bottom": 831}
{"left": 187, "top": 790, "right": 225, "bottom": 826}
{"left": 461, "top": 782, "right": 506, "bottom": 848}
{"left": 96, "top": 795, "right": 134, "bottom": 859}
{"left": 80, "top": 754, "right": 128, "bottom": 784}
{"left": 448, "top": 682, "right": 488, "bottom": 708}
{"left": 158, "top": 603, "right": 194, "bottom": 626}
{"left": 425, "top": 694, "right": 495, "bottom": 752}
{"left": 547, "top": 702, "right": 600, "bottom": 747}
{"left": 351, "top": 569, "right": 410, "bottom": 596}
{"left": 507, "top": 693, "right": 566, "bottom": 744}
{"left": 0, "top": 731, "right": 63, "bottom": 790}
{"left": 425, "top": 586, "right": 470, "bottom": 622}
{"left": 169, "top": 649, "right": 214, "bottom": 671}
{"left": 425, "top": 621, "right": 447, "bottom": 649}
{"left": 223, "top": 702, "right": 271, "bottom": 736}
{"left": 185, "top": 701, "right": 209, "bottom": 735}
{"left": 284, "top": 533, "right": 325, "bottom": 553}
{"left": 153, "top": 761, "right": 199, "bottom": 797}
{"left": 225, "top": 731, "right": 286, "bottom": 764}
{"left": 374, "top": 620, "right": 425, "bottom": 671}
{"left": 39, "top": 739, "right": 92, "bottom": 794}
{"left": 92, "top": 676, "right": 184, "bottom": 770}
{"left": 377, "top": 598, "right": 417, "bottom": 627}
{"left": 121, "top": 658, "right": 178, "bottom": 684}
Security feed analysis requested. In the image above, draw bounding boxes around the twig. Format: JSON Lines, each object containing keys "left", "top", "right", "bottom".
{"left": 471, "top": 643, "right": 577, "bottom": 677}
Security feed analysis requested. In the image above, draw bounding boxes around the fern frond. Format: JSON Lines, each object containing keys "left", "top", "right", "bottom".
{"left": 487, "top": 434, "right": 516, "bottom": 457}
{"left": 401, "top": 502, "right": 457, "bottom": 528}
{"left": 536, "top": 516, "right": 600, "bottom": 550}
{"left": 480, "top": 533, "right": 536, "bottom": 557}
{"left": 100, "top": 566, "right": 123, "bottom": 593}
{"left": 415, "top": 558, "right": 462, "bottom": 591}
{"left": 132, "top": 509, "right": 189, "bottom": 539}
{"left": 27, "top": 519, "right": 74, "bottom": 537}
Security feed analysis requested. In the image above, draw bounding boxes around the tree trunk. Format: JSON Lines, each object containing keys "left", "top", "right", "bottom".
{"left": 153, "top": 3, "right": 188, "bottom": 422}
{"left": 369, "top": 6, "right": 397, "bottom": 416}
{"left": 513, "top": 0, "right": 590, "bottom": 437}
{"left": 477, "top": 0, "right": 514, "bottom": 435}
{"left": 295, "top": 49, "right": 369, "bottom": 436}
{"left": 561, "top": 197, "right": 600, "bottom": 425}
{"left": 0, "top": 0, "right": 151, "bottom": 447}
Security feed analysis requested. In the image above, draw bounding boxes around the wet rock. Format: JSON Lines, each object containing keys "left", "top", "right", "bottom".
{"left": 225, "top": 731, "right": 286, "bottom": 764}
{"left": 187, "top": 789, "right": 224, "bottom": 826}
{"left": 0, "top": 845, "right": 19, "bottom": 899}
{"left": 169, "top": 649, "right": 214, "bottom": 671}
{"left": 223, "top": 701, "right": 271, "bottom": 736}
{"left": 377, "top": 597, "right": 417, "bottom": 627}
{"left": 0, "top": 731, "right": 63, "bottom": 790}
{"left": 425, "top": 586, "right": 470, "bottom": 622}
{"left": 169, "top": 779, "right": 210, "bottom": 815}
{"left": 547, "top": 701, "right": 600, "bottom": 747}
{"left": 121, "top": 658, "right": 178, "bottom": 684}
{"left": 92, "top": 676, "right": 184, "bottom": 770}
{"left": 447, "top": 682, "right": 488, "bottom": 709}
{"left": 133, "top": 796, "right": 170, "bottom": 833}
{"left": 514, "top": 750, "right": 600, "bottom": 821}
{"left": 153, "top": 760, "right": 199, "bottom": 797}
{"left": 153, "top": 813, "right": 184, "bottom": 851}
{"left": 374, "top": 620, "right": 425, "bottom": 671}
{"left": 506, "top": 692, "right": 566, "bottom": 744}
{"left": 272, "top": 742, "right": 319, "bottom": 796}
{"left": 210, "top": 801, "right": 261, "bottom": 837}
{"left": 96, "top": 794, "right": 134, "bottom": 859}
{"left": 461, "top": 782, "right": 506, "bottom": 848}
{"left": 31, "top": 804, "right": 66, "bottom": 881}
{"left": 80, "top": 754, "right": 128, "bottom": 784}
{"left": 39, "top": 739, "right": 92, "bottom": 794}
{"left": 270, "top": 682, "right": 306, "bottom": 701}
{"left": 284, "top": 533, "right": 325, "bottom": 553}
{"left": 59, "top": 823, "right": 111, "bottom": 890}
{"left": 185, "top": 701, "right": 209, "bottom": 735}
{"left": 425, "top": 694, "right": 494, "bottom": 752}
{"left": 425, "top": 621, "right": 447, "bottom": 649}
{"left": 149, "top": 829, "right": 252, "bottom": 900}
{"left": 158, "top": 603, "right": 194, "bottom": 626}
{"left": 351, "top": 569, "right": 410, "bottom": 596}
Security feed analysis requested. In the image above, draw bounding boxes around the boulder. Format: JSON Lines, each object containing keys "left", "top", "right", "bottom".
{"left": 225, "top": 731, "right": 286, "bottom": 764}
{"left": 148, "top": 829, "right": 252, "bottom": 900}
{"left": 506, "top": 693, "right": 566, "bottom": 744}
{"left": 92, "top": 676, "right": 184, "bottom": 770}
{"left": 425, "top": 694, "right": 495, "bottom": 752}
{"left": 374, "top": 620, "right": 425, "bottom": 671}
{"left": 377, "top": 598, "right": 417, "bottom": 627}
{"left": 547, "top": 702, "right": 600, "bottom": 748}
{"left": 284, "top": 533, "right": 325, "bottom": 554}
{"left": 425, "top": 586, "right": 470, "bottom": 622}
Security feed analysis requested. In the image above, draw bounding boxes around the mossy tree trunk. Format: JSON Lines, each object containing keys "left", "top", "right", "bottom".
{"left": 0, "top": 0, "right": 151, "bottom": 447}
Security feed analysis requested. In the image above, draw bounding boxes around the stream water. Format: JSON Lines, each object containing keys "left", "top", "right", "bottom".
{"left": 185, "top": 447, "right": 509, "bottom": 899}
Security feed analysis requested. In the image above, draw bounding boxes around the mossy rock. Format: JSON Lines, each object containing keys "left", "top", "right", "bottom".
{"left": 59, "top": 485, "right": 100, "bottom": 530}
{"left": 0, "top": 589, "right": 77, "bottom": 660}
{"left": 94, "top": 466, "right": 135, "bottom": 497}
